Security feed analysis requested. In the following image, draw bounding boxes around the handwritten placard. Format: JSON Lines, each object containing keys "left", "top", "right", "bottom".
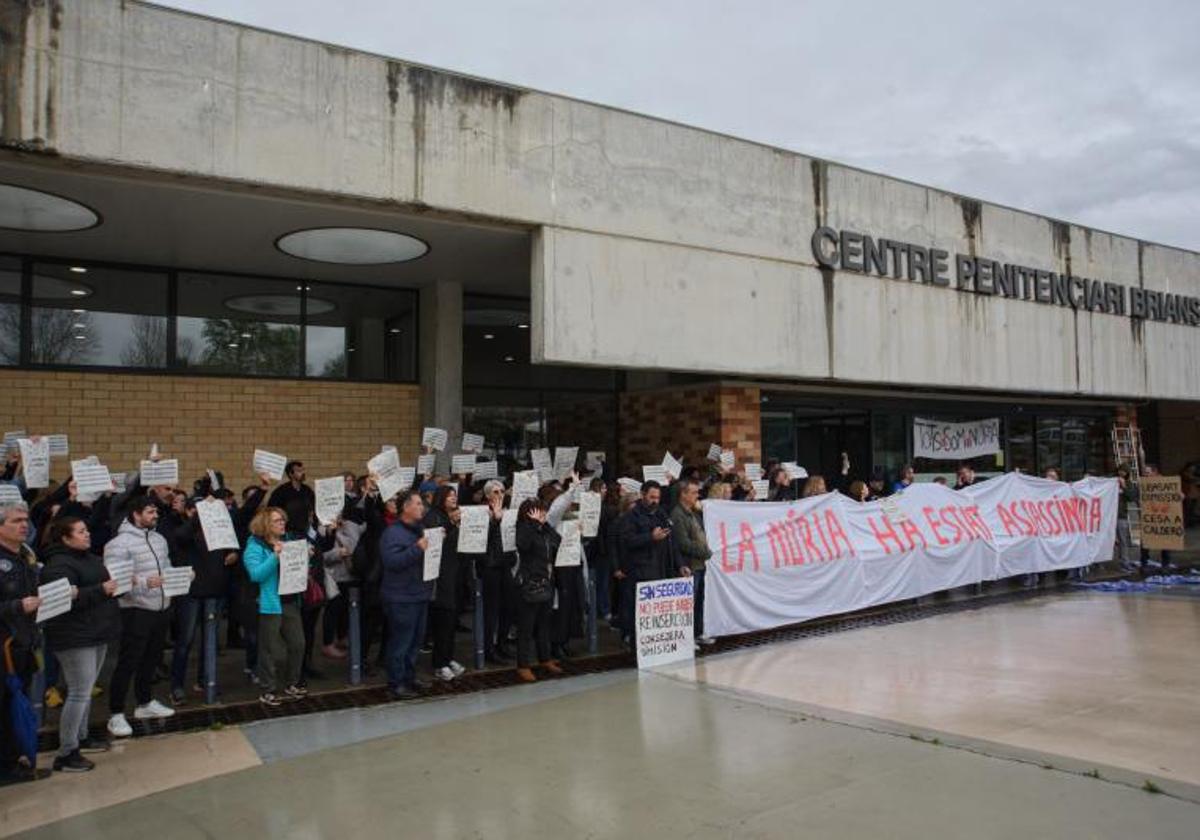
{"left": 530, "top": 448, "right": 553, "bottom": 482}
{"left": 636, "top": 578, "right": 695, "bottom": 669}
{"left": 501, "top": 509, "right": 518, "bottom": 553}
{"left": 277, "top": 540, "right": 310, "bottom": 596}
{"left": 553, "top": 446, "right": 578, "bottom": 481}
{"left": 579, "top": 491, "right": 602, "bottom": 538}
{"left": 751, "top": 479, "right": 770, "bottom": 500}
{"left": 457, "top": 505, "right": 489, "bottom": 554}
{"left": 17, "top": 438, "right": 50, "bottom": 489}
{"left": 253, "top": 449, "right": 287, "bottom": 481}
{"left": 423, "top": 527, "right": 444, "bottom": 581}
{"left": 417, "top": 453, "right": 436, "bottom": 476}
{"left": 1140, "top": 476, "right": 1185, "bottom": 551}
{"left": 196, "top": 497, "right": 240, "bottom": 551}
{"left": 315, "top": 476, "right": 344, "bottom": 526}
{"left": 555, "top": 520, "right": 582, "bottom": 567}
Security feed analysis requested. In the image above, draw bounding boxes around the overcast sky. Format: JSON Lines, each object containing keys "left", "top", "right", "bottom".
{"left": 160, "top": 0, "right": 1200, "bottom": 251}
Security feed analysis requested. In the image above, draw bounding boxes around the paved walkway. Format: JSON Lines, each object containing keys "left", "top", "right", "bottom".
{"left": 4, "top": 591, "right": 1197, "bottom": 838}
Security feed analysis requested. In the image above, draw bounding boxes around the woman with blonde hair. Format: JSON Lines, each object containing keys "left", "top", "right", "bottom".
{"left": 801, "top": 476, "right": 827, "bottom": 498}
{"left": 242, "top": 506, "right": 307, "bottom": 706}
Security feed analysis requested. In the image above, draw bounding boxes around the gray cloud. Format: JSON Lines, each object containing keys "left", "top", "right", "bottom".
{"left": 159, "top": 0, "right": 1200, "bottom": 250}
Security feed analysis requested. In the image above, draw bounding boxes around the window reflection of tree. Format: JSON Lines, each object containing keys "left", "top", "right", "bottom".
{"left": 29, "top": 308, "right": 98, "bottom": 364}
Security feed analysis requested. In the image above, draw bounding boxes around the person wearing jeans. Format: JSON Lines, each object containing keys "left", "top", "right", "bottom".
{"left": 104, "top": 496, "right": 181, "bottom": 738}
{"left": 242, "top": 506, "right": 307, "bottom": 707}
{"left": 669, "top": 479, "right": 712, "bottom": 646}
{"left": 40, "top": 517, "right": 120, "bottom": 772}
{"left": 378, "top": 490, "right": 431, "bottom": 700}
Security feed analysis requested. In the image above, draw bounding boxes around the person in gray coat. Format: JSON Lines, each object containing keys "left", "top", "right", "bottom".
{"left": 669, "top": 479, "right": 713, "bottom": 646}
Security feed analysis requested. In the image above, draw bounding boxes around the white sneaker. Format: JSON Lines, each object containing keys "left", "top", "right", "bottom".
{"left": 448, "top": 660, "right": 466, "bottom": 677}
{"left": 433, "top": 666, "right": 456, "bottom": 682}
{"left": 107, "top": 713, "right": 132, "bottom": 738}
{"left": 134, "top": 699, "right": 176, "bottom": 720}
{"left": 697, "top": 636, "right": 716, "bottom": 646}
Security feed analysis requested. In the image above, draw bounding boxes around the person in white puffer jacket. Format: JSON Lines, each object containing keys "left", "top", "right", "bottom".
{"left": 103, "top": 494, "right": 186, "bottom": 737}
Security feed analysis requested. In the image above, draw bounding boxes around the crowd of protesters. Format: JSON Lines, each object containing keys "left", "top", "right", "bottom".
{"left": 0, "top": 438, "right": 1166, "bottom": 784}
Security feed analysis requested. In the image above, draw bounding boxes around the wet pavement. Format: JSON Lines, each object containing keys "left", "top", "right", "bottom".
{"left": 4, "top": 590, "right": 1198, "bottom": 838}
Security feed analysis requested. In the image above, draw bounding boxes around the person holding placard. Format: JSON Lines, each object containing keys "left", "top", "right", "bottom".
{"left": 101, "top": 497, "right": 177, "bottom": 738}
{"left": 423, "top": 486, "right": 466, "bottom": 682}
{"left": 0, "top": 498, "right": 43, "bottom": 785}
{"left": 670, "top": 480, "right": 714, "bottom": 647}
{"left": 40, "top": 517, "right": 121, "bottom": 772}
{"left": 767, "top": 466, "right": 796, "bottom": 502}
{"left": 480, "top": 479, "right": 515, "bottom": 665}
{"left": 617, "top": 481, "right": 684, "bottom": 650}
{"left": 514, "top": 498, "right": 562, "bottom": 682}
{"left": 378, "top": 489, "right": 432, "bottom": 699}
{"left": 268, "top": 461, "right": 316, "bottom": 535}
{"left": 242, "top": 507, "right": 307, "bottom": 707}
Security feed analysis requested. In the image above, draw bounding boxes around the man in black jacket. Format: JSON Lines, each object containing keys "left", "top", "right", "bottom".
{"left": 617, "top": 481, "right": 685, "bottom": 647}
{"left": 269, "top": 461, "right": 316, "bottom": 535}
{"left": 0, "top": 500, "right": 42, "bottom": 785}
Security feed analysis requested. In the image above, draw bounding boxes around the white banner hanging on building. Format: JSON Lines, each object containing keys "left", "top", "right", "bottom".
{"left": 912, "top": 417, "right": 1001, "bottom": 460}
{"left": 701, "top": 474, "right": 1117, "bottom": 637}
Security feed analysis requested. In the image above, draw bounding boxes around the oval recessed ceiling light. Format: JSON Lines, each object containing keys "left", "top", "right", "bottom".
{"left": 517, "top": 323, "right": 529, "bottom": 330}
{"left": 225, "top": 294, "right": 335, "bottom": 316}
{"left": 276, "top": 227, "right": 428, "bottom": 265}
{"left": 0, "top": 184, "right": 100, "bottom": 232}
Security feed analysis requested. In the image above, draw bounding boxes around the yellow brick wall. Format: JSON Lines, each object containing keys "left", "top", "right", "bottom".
{"left": 0, "top": 369, "right": 421, "bottom": 493}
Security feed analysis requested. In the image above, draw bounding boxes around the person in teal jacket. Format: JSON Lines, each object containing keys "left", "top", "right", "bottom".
{"left": 243, "top": 506, "right": 306, "bottom": 707}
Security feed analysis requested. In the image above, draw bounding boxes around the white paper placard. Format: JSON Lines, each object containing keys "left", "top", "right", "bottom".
{"left": 618, "top": 477, "right": 643, "bottom": 495}
{"left": 140, "top": 458, "right": 179, "bottom": 487}
{"left": 579, "top": 491, "right": 602, "bottom": 538}
{"left": 422, "top": 427, "right": 449, "bottom": 452}
{"left": 81, "top": 455, "right": 99, "bottom": 466}
{"left": 161, "top": 566, "right": 194, "bottom": 597}
{"left": 47, "top": 435, "right": 69, "bottom": 457}
{"left": 782, "top": 462, "right": 808, "bottom": 482}
{"left": 71, "top": 459, "right": 113, "bottom": 497}
{"left": 3, "top": 430, "right": 25, "bottom": 452}
{"left": 105, "top": 557, "right": 134, "bottom": 596}
{"left": 315, "top": 476, "right": 344, "bottom": 526}
{"left": 109, "top": 472, "right": 127, "bottom": 493}
{"left": 642, "top": 465, "right": 667, "bottom": 485}
{"left": 707, "top": 444, "right": 723, "bottom": 463}
{"left": 277, "top": 540, "right": 310, "bottom": 596}
{"left": 662, "top": 452, "right": 683, "bottom": 481}
{"left": 553, "top": 446, "right": 578, "bottom": 480}
{"left": 636, "top": 577, "right": 695, "bottom": 669}
{"left": 512, "top": 470, "right": 540, "bottom": 508}
{"left": 381, "top": 444, "right": 398, "bottom": 454}
{"left": 423, "top": 527, "right": 444, "bottom": 581}
{"left": 744, "top": 463, "right": 764, "bottom": 481}
{"left": 195, "top": 497, "right": 239, "bottom": 551}
{"left": 585, "top": 451, "right": 606, "bottom": 472}
{"left": 501, "top": 509, "right": 518, "bottom": 553}
{"left": 253, "top": 449, "right": 287, "bottom": 481}
{"left": 530, "top": 448, "right": 553, "bottom": 482}
{"left": 720, "top": 450, "right": 735, "bottom": 470}
{"left": 473, "top": 461, "right": 498, "bottom": 481}
{"left": 751, "top": 479, "right": 770, "bottom": 500}
{"left": 398, "top": 467, "right": 416, "bottom": 491}
{"left": 0, "top": 484, "right": 22, "bottom": 504}
{"left": 368, "top": 449, "right": 405, "bottom": 501}
{"left": 457, "top": 505, "right": 489, "bottom": 554}
{"left": 461, "top": 432, "right": 485, "bottom": 454}
{"left": 451, "top": 454, "right": 476, "bottom": 475}
{"left": 206, "top": 468, "right": 222, "bottom": 491}
{"left": 17, "top": 438, "right": 50, "bottom": 489}
{"left": 555, "top": 520, "right": 582, "bottom": 567}
{"left": 417, "top": 453, "right": 436, "bottom": 476}
{"left": 36, "top": 577, "right": 72, "bottom": 623}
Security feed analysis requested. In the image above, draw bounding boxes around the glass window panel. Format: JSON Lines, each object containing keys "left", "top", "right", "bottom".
{"left": 463, "top": 401, "right": 545, "bottom": 477}
{"left": 31, "top": 263, "right": 167, "bottom": 368}
{"left": 1008, "top": 415, "right": 1035, "bottom": 475}
{"left": 871, "top": 411, "right": 908, "bottom": 481}
{"left": 0, "top": 258, "right": 22, "bottom": 365}
{"left": 305, "top": 283, "right": 416, "bottom": 381}
{"left": 176, "top": 273, "right": 300, "bottom": 377}
{"left": 1062, "top": 417, "right": 1093, "bottom": 481}
{"left": 1036, "top": 416, "right": 1063, "bottom": 477}
{"left": 761, "top": 412, "right": 795, "bottom": 465}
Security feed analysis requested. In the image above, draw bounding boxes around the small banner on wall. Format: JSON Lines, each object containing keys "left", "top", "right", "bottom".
{"left": 913, "top": 417, "right": 1001, "bottom": 460}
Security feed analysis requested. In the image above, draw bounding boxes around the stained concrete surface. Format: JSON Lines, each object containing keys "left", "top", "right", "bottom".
{"left": 7, "top": 591, "right": 1200, "bottom": 839}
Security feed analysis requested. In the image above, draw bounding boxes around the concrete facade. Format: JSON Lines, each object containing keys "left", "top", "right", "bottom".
{"left": 1, "top": 0, "right": 1198, "bottom": 401}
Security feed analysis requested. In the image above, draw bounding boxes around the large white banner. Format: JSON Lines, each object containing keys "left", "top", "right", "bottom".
{"left": 701, "top": 473, "right": 1118, "bottom": 637}
{"left": 912, "top": 417, "right": 1001, "bottom": 460}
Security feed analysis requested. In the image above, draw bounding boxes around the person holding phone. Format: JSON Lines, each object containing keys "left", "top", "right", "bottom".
{"left": 616, "top": 481, "right": 685, "bottom": 649}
